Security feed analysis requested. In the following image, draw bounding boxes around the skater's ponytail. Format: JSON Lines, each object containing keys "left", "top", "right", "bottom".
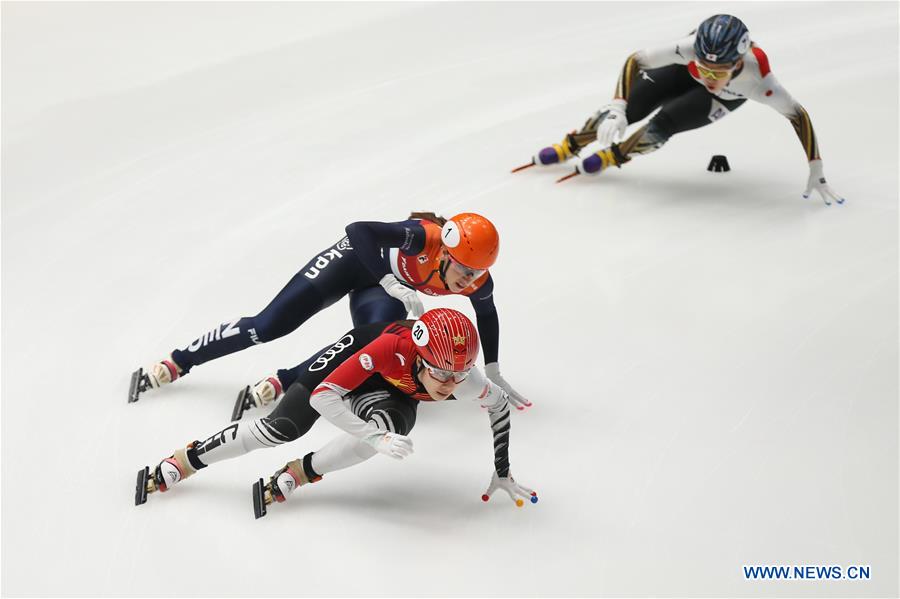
{"left": 409, "top": 211, "right": 446, "bottom": 226}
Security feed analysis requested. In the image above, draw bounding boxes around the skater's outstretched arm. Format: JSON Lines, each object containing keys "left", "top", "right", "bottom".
{"left": 454, "top": 368, "right": 538, "bottom": 507}
{"left": 747, "top": 51, "right": 844, "bottom": 205}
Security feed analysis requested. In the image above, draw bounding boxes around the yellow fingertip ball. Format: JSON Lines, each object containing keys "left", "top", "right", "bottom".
{"left": 515, "top": 499, "right": 524, "bottom": 507}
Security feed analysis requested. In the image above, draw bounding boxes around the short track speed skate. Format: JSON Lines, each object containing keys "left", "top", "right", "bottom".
{"left": 128, "top": 368, "right": 152, "bottom": 403}
{"left": 134, "top": 444, "right": 198, "bottom": 505}
{"left": 231, "top": 376, "right": 284, "bottom": 421}
{"left": 252, "top": 478, "right": 273, "bottom": 519}
{"left": 252, "top": 455, "right": 322, "bottom": 519}
{"left": 512, "top": 130, "right": 596, "bottom": 173}
{"left": 128, "top": 359, "right": 181, "bottom": 403}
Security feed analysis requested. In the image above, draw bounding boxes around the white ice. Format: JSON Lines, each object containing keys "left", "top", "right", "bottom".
{"left": 2, "top": 2, "right": 897, "bottom": 597}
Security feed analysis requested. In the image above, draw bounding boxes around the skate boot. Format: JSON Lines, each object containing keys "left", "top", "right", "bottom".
{"left": 252, "top": 453, "right": 322, "bottom": 519}
{"left": 135, "top": 442, "right": 199, "bottom": 505}
{"left": 536, "top": 131, "right": 585, "bottom": 165}
{"left": 556, "top": 143, "right": 630, "bottom": 183}
{"left": 128, "top": 357, "right": 182, "bottom": 403}
{"left": 512, "top": 131, "right": 593, "bottom": 173}
{"left": 231, "top": 375, "right": 284, "bottom": 421}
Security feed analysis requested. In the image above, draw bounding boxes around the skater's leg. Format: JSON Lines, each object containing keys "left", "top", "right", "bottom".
{"left": 137, "top": 382, "right": 323, "bottom": 502}
{"left": 169, "top": 272, "right": 325, "bottom": 374}
{"left": 579, "top": 83, "right": 746, "bottom": 175}
{"left": 534, "top": 64, "right": 695, "bottom": 166}
{"left": 619, "top": 86, "right": 747, "bottom": 157}
{"left": 167, "top": 237, "right": 363, "bottom": 375}
{"left": 348, "top": 286, "right": 407, "bottom": 328}
{"left": 196, "top": 382, "right": 322, "bottom": 463}
{"left": 233, "top": 320, "right": 390, "bottom": 420}
{"left": 254, "top": 388, "right": 419, "bottom": 512}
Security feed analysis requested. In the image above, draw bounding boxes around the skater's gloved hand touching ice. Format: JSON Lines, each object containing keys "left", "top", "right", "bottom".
{"left": 596, "top": 99, "right": 628, "bottom": 146}
{"left": 803, "top": 160, "right": 845, "bottom": 206}
{"left": 482, "top": 472, "right": 538, "bottom": 507}
{"left": 379, "top": 274, "right": 425, "bottom": 318}
{"left": 484, "top": 363, "right": 532, "bottom": 410}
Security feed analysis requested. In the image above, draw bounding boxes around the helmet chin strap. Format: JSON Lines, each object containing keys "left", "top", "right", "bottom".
{"left": 412, "top": 358, "right": 431, "bottom": 394}
{"left": 437, "top": 256, "right": 451, "bottom": 286}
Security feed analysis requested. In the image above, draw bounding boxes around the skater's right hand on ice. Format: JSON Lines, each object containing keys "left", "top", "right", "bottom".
{"left": 803, "top": 159, "right": 845, "bottom": 206}
{"left": 379, "top": 274, "right": 425, "bottom": 318}
{"left": 596, "top": 99, "right": 628, "bottom": 146}
{"left": 481, "top": 471, "right": 538, "bottom": 507}
{"left": 363, "top": 430, "right": 414, "bottom": 460}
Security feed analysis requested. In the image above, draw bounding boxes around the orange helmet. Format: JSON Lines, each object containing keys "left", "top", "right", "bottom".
{"left": 440, "top": 213, "right": 499, "bottom": 270}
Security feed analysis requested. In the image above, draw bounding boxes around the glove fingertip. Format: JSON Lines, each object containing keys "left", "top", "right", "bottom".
{"left": 481, "top": 494, "right": 490, "bottom": 502}
{"left": 515, "top": 499, "right": 524, "bottom": 507}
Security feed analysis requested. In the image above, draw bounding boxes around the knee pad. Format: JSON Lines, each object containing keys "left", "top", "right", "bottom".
{"left": 259, "top": 416, "right": 302, "bottom": 442}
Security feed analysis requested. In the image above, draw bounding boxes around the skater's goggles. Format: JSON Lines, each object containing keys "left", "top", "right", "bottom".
{"left": 695, "top": 61, "right": 737, "bottom": 80}
{"left": 422, "top": 359, "right": 471, "bottom": 383}
{"left": 446, "top": 254, "right": 486, "bottom": 281}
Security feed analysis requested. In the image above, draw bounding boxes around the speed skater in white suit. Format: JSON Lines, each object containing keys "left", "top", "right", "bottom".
{"left": 516, "top": 14, "right": 845, "bottom": 206}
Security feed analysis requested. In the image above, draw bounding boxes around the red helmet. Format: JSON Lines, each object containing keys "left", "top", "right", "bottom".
{"left": 411, "top": 308, "right": 479, "bottom": 372}
{"left": 441, "top": 213, "right": 499, "bottom": 270}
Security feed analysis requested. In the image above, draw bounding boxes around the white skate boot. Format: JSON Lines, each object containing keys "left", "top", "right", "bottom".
{"left": 231, "top": 375, "right": 284, "bottom": 421}
{"left": 128, "top": 357, "right": 183, "bottom": 403}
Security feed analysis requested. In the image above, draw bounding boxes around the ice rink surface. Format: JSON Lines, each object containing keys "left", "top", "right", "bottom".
{"left": 2, "top": 2, "right": 897, "bottom": 597}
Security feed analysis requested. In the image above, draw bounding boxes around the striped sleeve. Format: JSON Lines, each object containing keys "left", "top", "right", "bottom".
{"left": 753, "top": 69, "right": 822, "bottom": 161}
{"left": 788, "top": 107, "right": 822, "bottom": 161}
{"left": 615, "top": 36, "right": 692, "bottom": 101}
{"left": 614, "top": 53, "right": 643, "bottom": 101}
{"left": 487, "top": 397, "right": 511, "bottom": 477}
{"left": 453, "top": 367, "right": 512, "bottom": 476}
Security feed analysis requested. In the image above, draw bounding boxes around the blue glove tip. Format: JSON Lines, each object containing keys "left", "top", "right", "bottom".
{"left": 530, "top": 495, "right": 538, "bottom": 503}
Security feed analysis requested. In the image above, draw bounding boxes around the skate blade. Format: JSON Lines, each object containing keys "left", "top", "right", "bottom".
{"left": 135, "top": 466, "right": 150, "bottom": 505}
{"left": 128, "top": 368, "right": 144, "bottom": 403}
{"left": 252, "top": 478, "right": 270, "bottom": 519}
{"left": 511, "top": 160, "right": 536, "bottom": 173}
{"left": 556, "top": 170, "right": 580, "bottom": 184}
{"left": 231, "top": 386, "right": 252, "bottom": 422}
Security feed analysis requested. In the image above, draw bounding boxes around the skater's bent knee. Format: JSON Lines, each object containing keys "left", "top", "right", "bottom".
{"left": 260, "top": 416, "right": 303, "bottom": 442}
